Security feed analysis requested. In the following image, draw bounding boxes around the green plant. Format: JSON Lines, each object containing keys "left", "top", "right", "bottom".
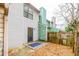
{"left": 38, "top": 39, "right": 47, "bottom": 42}
{"left": 66, "top": 36, "right": 73, "bottom": 46}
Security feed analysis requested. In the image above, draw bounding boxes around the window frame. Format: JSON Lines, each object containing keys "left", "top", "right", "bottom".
{"left": 24, "top": 4, "right": 33, "bottom": 20}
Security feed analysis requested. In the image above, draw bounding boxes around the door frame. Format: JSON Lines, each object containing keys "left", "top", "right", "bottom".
{"left": 28, "top": 27, "right": 33, "bottom": 42}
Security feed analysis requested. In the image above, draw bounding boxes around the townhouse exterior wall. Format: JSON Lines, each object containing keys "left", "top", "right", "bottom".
{"left": 8, "top": 3, "right": 39, "bottom": 48}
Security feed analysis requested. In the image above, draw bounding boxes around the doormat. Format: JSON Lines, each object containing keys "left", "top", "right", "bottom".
{"left": 28, "top": 42, "right": 42, "bottom": 49}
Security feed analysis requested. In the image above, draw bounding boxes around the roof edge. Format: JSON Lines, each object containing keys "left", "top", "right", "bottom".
{"left": 26, "top": 3, "right": 40, "bottom": 13}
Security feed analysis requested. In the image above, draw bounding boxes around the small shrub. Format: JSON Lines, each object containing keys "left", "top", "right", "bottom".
{"left": 66, "top": 37, "right": 73, "bottom": 46}
{"left": 38, "top": 39, "right": 47, "bottom": 42}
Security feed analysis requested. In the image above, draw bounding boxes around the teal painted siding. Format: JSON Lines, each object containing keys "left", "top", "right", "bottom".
{"left": 48, "top": 27, "right": 60, "bottom": 32}
{"left": 47, "top": 20, "right": 50, "bottom": 27}
{"left": 39, "top": 7, "right": 46, "bottom": 41}
{"left": 40, "top": 7, "right": 46, "bottom": 25}
{"left": 47, "top": 20, "right": 60, "bottom": 32}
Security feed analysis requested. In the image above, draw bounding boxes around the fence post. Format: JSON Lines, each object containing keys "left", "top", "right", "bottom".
{"left": 73, "top": 30, "right": 77, "bottom": 55}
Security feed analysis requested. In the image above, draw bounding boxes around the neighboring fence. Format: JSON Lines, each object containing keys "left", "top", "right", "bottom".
{"left": 47, "top": 32, "right": 74, "bottom": 46}
{"left": 47, "top": 32, "right": 60, "bottom": 44}
{"left": 47, "top": 31, "right": 79, "bottom": 56}
{"left": 75, "top": 32, "right": 79, "bottom": 55}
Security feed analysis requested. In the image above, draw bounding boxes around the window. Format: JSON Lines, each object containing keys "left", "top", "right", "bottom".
{"left": 24, "top": 3, "right": 33, "bottom": 20}
{"left": 28, "top": 13, "right": 33, "bottom": 20}
{"left": 24, "top": 6, "right": 29, "bottom": 12}
{"left": 39, "top": 16, "right": 42, "bottom": 23}
{"left": 29, "top": 8, "right": 33, "bottom": 14}
{"left": 24, "top": 11, "right": 28, "bottom": 18}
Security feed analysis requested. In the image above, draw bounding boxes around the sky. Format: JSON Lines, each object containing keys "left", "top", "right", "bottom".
{"left": 30, "top": 0, "right": 60, "bottom": 20}
{"left": 2, "top": 0, "right": 79, "bottom": 30}
{"left": 23, "top": 0, "right": 79, "bottom": 31}
{"left": 28, "top": 0, "right": 79, "bottom": 31}
{"left": 29, "top": 0, "right": 66, "bottom": 30}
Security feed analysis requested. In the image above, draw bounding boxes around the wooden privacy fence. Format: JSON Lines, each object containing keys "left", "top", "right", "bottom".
{"left": 47, "top": 31, "right": 79, "bottom": 55}
{"left": 75, "top": 32, "right": 79, "bottom": 55}
{"left": 47, "top": 32, "right": 60, "bottom": 44}
{"left": 47, "top": 32, "right": 74, "bottom": 46}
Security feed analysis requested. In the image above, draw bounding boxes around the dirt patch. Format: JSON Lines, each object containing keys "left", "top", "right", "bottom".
{"left": 8, "top": 42, "right": 74, "bottom": 56}
{"left": 29, "top": 43, "right": 74, "bottom": 56}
